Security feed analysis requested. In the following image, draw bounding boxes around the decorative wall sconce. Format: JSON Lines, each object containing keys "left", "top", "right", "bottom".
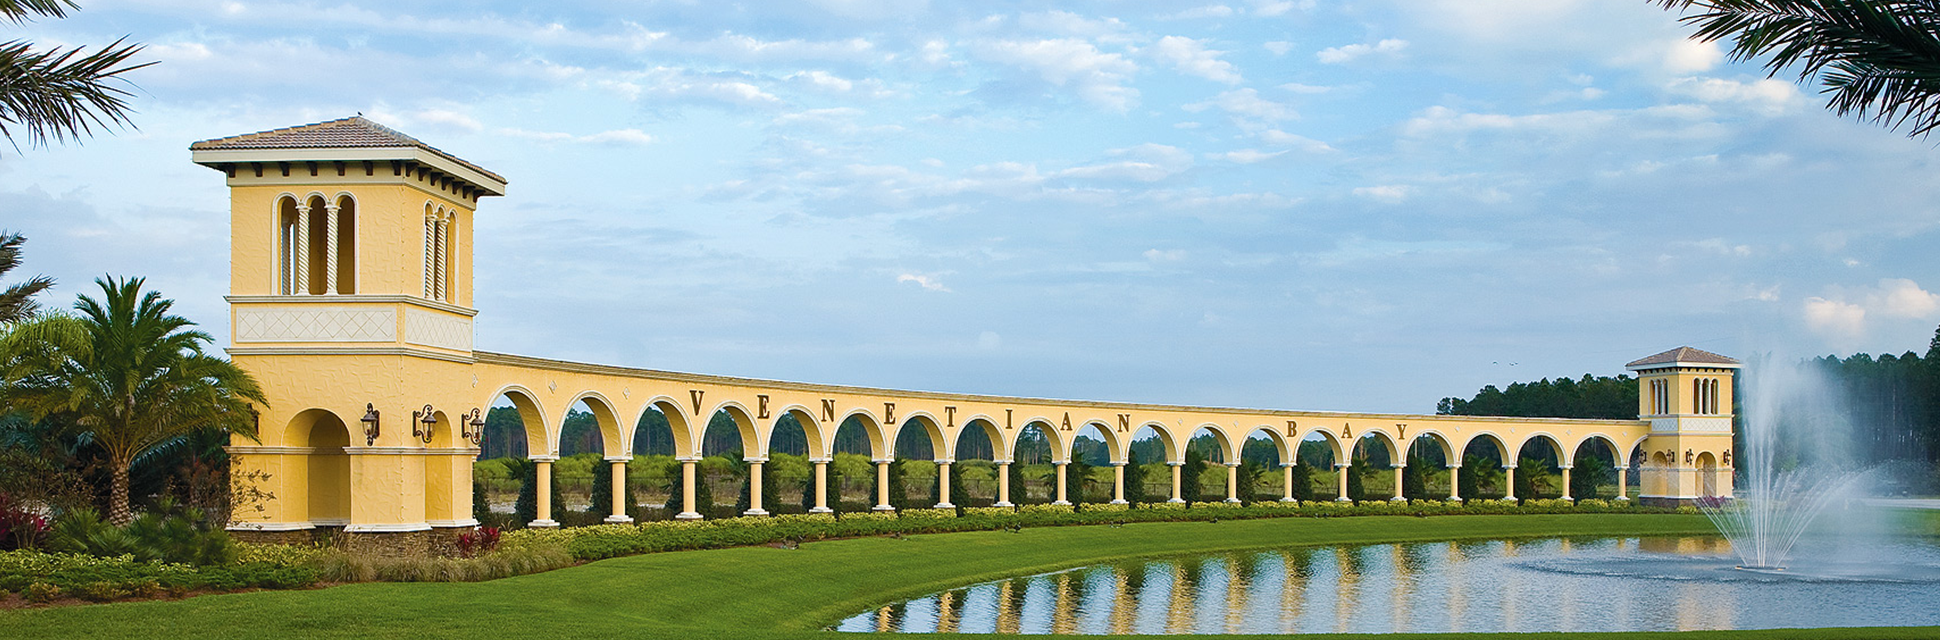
{"left": 412, "top": 405, "right": 438, "bottom": 444}
{"left": 359, "top": 404, "right": 380, "bottom": 445}
{"left": 462, "top": 408, "right": 485, "bottom": 446}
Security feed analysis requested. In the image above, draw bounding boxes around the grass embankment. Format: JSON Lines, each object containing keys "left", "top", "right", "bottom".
{"left": 1, "top": 513, "right": 1936, "bottom": 640}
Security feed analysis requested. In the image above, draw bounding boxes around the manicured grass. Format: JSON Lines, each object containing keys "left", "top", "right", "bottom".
{"left": 4, "top": 514, "right": 1939, "bottom": 639}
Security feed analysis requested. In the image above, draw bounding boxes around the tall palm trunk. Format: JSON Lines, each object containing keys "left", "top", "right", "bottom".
{"left": 108, "top": 460, "right": 132, "bottom": 525}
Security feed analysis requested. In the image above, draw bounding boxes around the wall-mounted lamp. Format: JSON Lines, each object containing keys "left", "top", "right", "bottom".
{"left": 462, "top": 408, "right": 485, "bottom": 446}
{"left": 359, "top": 404, "right": 380, "bottom": 445}
{"left": 412, "top": 404, "right": 437, "bottom": 444}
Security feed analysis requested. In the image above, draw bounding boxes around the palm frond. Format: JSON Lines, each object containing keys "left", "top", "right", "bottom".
{"left": 0, "top": 0, "right": 75, "bottom": 24}
{"left": 1654, "top": 0, "right": 1940, "bottom": 137}
{"left": 0, "top": 37, "right": 153, "bottom": 149}
{"left": 0, "top": 230, "right": 53, "bottom": 322}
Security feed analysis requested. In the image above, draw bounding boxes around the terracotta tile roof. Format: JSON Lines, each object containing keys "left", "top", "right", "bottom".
{"left": 191, "top": 116, "right": 505, "bottom": 184}
{"left": 1626, "top": 346, "right": 1740, "bottom": 368}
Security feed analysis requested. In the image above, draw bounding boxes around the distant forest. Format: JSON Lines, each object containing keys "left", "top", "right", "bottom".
{"left": 1438, "top": 327, "right": 1940, "bottom": 483}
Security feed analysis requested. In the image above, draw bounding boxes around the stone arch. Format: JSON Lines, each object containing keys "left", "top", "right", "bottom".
{"left": 1350, "top": 429, "right": 1401, "bottom": 466}
{"left": 563, "top": 391, "right": 624, "bottom": 454}
{"left": 1408, "top": 430, "right": 1457, "bottom": 464}
{"left": 1239, "top": 426, "right": 1291, "bottom": 466}
{"left": 892, "top": 412, "right": 947, "bottom": 460}
{"left": 1187, "top": 424, "right": 1235, "bottom": 464}
{"left": 1458, "top": 432, "right": 1511, "bottom": 464}
{"left": 769, "top": 405, "right": 826, "bottom": 458}
{"left": 703, "top": 401, "right": 760, "bottom": 458}
{"left": 1568, "top": 434, "right": 1623, "bottom": 500}
{"left": 1077, "top": 420, "right": 1125, "bottom": 464}
{"left": 273, "top": 194, "right": 300, "bottom": 295}
{"left": 1131, "top": 423, "right": 1180, "bottom": 464}
{"left": 838, "top": 409, "right": 890, "bottom": 460}
{"left": 486, "top": 385, "right": 550, "bottom": 457}
{"left": 635, "top": 397, "right": 696, "bottom": 459}
{"left": 1293, "top": 425, "right": 1346, "bottom": 466}
{"left": 1516, "top": 432, "right": 1568, "bottom": 465}
{"left": 1010, "top": 419, "right": 1066, "bottom": 464}
{"left": 286, "top": 408, "right": 351, "bottom": 526}
{"left": 302, "top": 193, "right": 329, "bottom": 295}
{"left": 957, "top": 416, "right": 1007, "bottom": 462}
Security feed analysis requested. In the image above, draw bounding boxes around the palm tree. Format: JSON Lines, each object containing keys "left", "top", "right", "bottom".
{"left": 1656, "top": 1, "right": 1940, "bottom": 137}
{"left": 0, "top": 276, "right": 264, "bottom": 524}
{"left": 0, "top": 231, "right": 53, "bottom": 322}
{"left": 1, "top": 0, "right": 151, "bottom": 148}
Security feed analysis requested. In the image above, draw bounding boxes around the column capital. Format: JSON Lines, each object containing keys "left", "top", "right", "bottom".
{"left": 1558, "top": 464, "right": 1573, "bottom": 470}
{"left": 324, "top": 204, "right": 341, "bottom": 214}
{"left": 675, "top": 456, "right": 702, "bottom": 463}
{"left": 1333, "top": 462, "right": 1350, "bottom": 469}
{"left": 1110, "top": 461, "right": 1127, "bottom": 467}
{"left": 529, "top": 455, "right": 560, "bottom": 463}
{"left": 1501, "top": 464, "right": 1518, "bottom": 470}
{"left": 1223, "top": 461, "right": 1240, "bottom": 468}
{"left": 872, "top": 458, "right": 893, "bottom": 464}
{"left": 1052, "top": 459, "right": 1071, "bottom": 465}
{"left": 1390, "top": 464, "right": 1406, "bottom": 470}
{"left": 935, "top": 458, "right": 955, "bottom": 465}
{"left": 995, "top": 458, "right": 1014, "bottom": 465}
{"left": 743, "top": 456, "right": 769, "bottom": 463}
{"left": 1445, "top": 463, "right": 1462, "bottom": 469}
{"left": 1279, "top": 462, "right": 1295, "bottom": 468}
{"left": 1167, "top": 461, "right": 1184, "bottom": 467}
{"left": 603, "top": 455, "right": 634, "bottom": 463}
{"left": 808, "top": 457, "right": 832, "bottom": 464}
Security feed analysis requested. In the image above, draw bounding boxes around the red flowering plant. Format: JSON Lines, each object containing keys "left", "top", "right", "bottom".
{"left": 0, "top": 493, "right": 50, "bottom": 550}
{"left": 454, "top": 526, "right": 501, "bottom": 558}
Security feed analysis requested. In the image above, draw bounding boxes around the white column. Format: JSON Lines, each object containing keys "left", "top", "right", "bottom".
{"left": 1280, "top": 462, "right": 1296, "bottom": 502}
{"left": 676, "top": 457, "right": 702, "bottom": 520}
{"left": 810, "top": 458, "right": 833, "bottom": 513}
{"left": 873, "top": 459, "right": 895, "bottom": 512}
{"left": 323, "top": 204, "right": 341, "bottom": 294}
{"left": 1110, "top": 462, "right": 1128, "bottom": 505}
{"left": 1224, "top": 462, "right": 1241, "bottom": 503}
{"left": 995, "top": 460, "right": 1014, "bottom": 507}
{"left": 935, "top": 459, "right": 955, "bottom": 509}
{"left": 1503, "top": 464, "right": 1519, "bottom": 503}
{"left": 605, "top": 456, "right": 633, "bottom": 523}
{"left": 1334, "top": 462, "right": 1352, "bottom": 502}
{"left": 1560, "top": 465, "right": 1574, "bottom": 502}
{"left": 294, "top": 204, "right": 312, "bottom": 294}
{"left": 1052, "top": 461, "right": 1071, "bottom": 505}
{"left": 1616, "top": 457, "right": 1631, "bottom": 501}
{"left": 1391, "top": 464, "right": 1407, "bottom": 502}
{"left": 529, "top": 455, "right": 559, "bottom": 528}
{"left": 744, "top": 457, "right": 768, "bottom": 516}
{"left": 1168, "top": 461, "right": 1185, "bottom": 503}
{"left": 1446, "top": 464, "right": 1462, "bottom": 502}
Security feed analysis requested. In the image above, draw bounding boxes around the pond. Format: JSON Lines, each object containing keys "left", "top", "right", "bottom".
{"left": 832, "top": 536, "right": 1940, "bottom": 634}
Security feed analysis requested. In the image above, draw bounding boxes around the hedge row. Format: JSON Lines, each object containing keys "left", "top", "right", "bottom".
{"left": 509, "top": 497, "right": 1688, "bottom": 562}
{"left": 0, "top": 551, "right": 318, "bottom": 602}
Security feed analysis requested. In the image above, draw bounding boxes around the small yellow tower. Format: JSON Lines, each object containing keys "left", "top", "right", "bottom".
{"left": 192, "top": 117, "right": 505, "bottom": 549}
{"left": 1627, "top": 346, "right": 1739, "bottom": 505}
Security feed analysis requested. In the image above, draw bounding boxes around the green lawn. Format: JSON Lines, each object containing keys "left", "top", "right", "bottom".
{"left": 5, "top": 513, "right": 1940, "bottom": 639}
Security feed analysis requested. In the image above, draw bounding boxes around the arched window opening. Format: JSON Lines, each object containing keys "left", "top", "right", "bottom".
{"left": 276, "top": 196, "right": 299, "bottom": 295}
{"left": 334, "top": 195, "right": 356, "bottom": 294}
{"left": 305, "top": 195, "right": 329, "bottom": 295}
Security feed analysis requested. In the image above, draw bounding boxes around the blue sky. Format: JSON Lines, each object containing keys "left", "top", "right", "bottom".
{"left": 5, "top": 0, "right": 1939, "bottom": 414}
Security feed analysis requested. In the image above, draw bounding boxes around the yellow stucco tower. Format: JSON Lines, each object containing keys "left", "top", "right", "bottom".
{"left": 1627, "top": 346, "right": 1739, "bottom": 506}
{"left": 193, "top": 117, "right": 506, "bottom": 551}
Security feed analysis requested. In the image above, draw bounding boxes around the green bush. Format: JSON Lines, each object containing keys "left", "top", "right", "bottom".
{"left": 47, "top": 501, "right": 235, "bottom": 566}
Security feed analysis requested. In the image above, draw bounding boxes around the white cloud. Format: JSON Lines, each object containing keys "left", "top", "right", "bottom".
{"left": 1264, "top": 41, "right": 1294, "bottom": 56}
{"left": 1316, "top": 38, "right": 1407, "bottom": 64}
{"left": 1353, "top": 185, "right": 1412, "bottom": 204}
{"left": 1170, "top": 5, "right": 1235, "bottom": 19}
{"left": 1184, "top": 88, "right": 1298, "bottom": 123}
{"left": 974, "top": 39, "right": 1140, "bottom": 111}
{"left": 1144, "top": 248, "right": 1187, "bottom": 262}
{"left": 1662, "top": 38, "right": 1724, "bottom": 73}
{"left": 1059, "top": 144, "right": 1194, "bottom": 182}
{"left": 897, "top": 273, "right": 950, "bottom": 292}
{"left": 1257, "top": 129, "right": 1334, "bottom": 152}
{"left": 1803, "top": 278, "right": 1940, "bottom": 340}
{"left": 1018, "top": 11, "right": 1131, "bottom": 39}
{"left": 1666, "top": 77, "right": 1801, "bottom": 116}
{"left": 1251, "top": 1, "right": 1300, "bottom": 17}
{"left": 497, "top": 127, "right": 655, "bottom": 145}
{"left": 1217, "top": 149, "right": 1285, "bottom": 163}
{"left": 1692, "top": 238, "right": 1752, "bottom": 257}
{"left": 1804, "top": 297, "right": 1868, "bottom": 340}
{"left": 1152, "top": 36, "right": 1242, "bottom": 84}
{"left": 601, "top": 67, "right": 783, "bottom": 108}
